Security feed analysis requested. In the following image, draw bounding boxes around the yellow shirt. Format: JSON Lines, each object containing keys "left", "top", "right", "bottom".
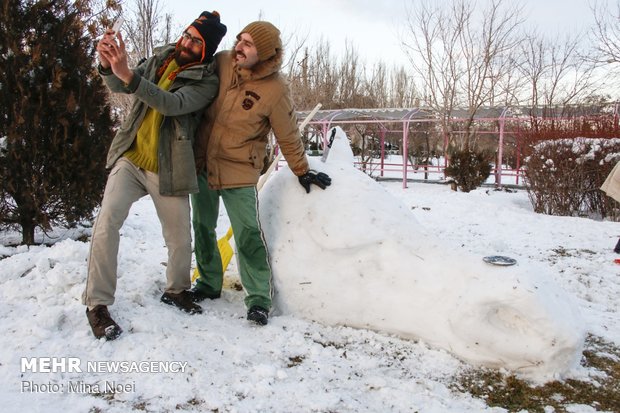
{"left": 124, "top": 59, "right": 179, "bottom": 172}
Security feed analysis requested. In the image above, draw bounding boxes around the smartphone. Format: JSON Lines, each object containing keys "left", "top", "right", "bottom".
{"left": 111, "top": 16, "right": 124, "bottom": 34}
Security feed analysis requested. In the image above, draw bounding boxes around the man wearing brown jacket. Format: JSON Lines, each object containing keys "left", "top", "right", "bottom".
{"left": 191, "top": 21, "right": 331, "bottom": 325}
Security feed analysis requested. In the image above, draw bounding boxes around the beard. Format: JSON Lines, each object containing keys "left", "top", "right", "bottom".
{"left": 174, "top": 46, "right": 202, "bottom": 65}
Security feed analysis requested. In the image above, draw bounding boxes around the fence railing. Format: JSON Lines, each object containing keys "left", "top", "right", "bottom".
{"left": 353, "top": 158, "right": 527, "bottom": 187}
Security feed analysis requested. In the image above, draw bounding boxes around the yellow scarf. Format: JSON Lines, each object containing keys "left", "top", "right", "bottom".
{"left": 124, "top": 59, "right": 179, "bottom": 173}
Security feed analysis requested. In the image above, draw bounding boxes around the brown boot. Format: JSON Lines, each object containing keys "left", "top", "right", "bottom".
{"left": 161, "top": 291, "right": 203, "bottom": 314}
{"left": 86, "top": 305, "right": 122, "bottom": 340}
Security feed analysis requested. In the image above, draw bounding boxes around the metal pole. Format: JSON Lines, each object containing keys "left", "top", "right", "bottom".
{"left": 496, "top": 119, "right": 504, "bottom": 186}
{"left": 496, "top": 108, "right": 507, "bottom": 187}
{"left": 380, "top": 128, "right": 386, "bottom": 178}
{"left": 403, "top": 122, "right": 409, "bottom": 189}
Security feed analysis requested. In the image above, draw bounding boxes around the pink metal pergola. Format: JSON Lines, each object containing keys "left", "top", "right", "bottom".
{"left": 292, "top": 105, "right": 620, "bottom": 189}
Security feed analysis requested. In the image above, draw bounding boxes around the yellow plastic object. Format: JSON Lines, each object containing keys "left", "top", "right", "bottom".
{"left": 191, "top": 227, "right": 234, "bottom": 282}
{"left": 217, "top": 227, "right": 235, "bottom": 272}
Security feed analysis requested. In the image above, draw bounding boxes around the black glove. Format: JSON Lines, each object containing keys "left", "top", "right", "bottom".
{"left": 298, "top": 170, "right": 332, "bottom": 193}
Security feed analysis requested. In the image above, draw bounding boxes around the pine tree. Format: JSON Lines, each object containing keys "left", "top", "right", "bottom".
{"left": 0, "top": 0, "right": 118, "bottom": 245}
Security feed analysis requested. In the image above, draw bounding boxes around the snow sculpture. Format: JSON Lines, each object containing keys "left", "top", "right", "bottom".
{"left": 258, "top": 127, "right": 585, "bottom": 382}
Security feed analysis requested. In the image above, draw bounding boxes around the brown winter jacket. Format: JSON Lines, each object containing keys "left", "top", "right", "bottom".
{"left": 194, "top": 49, "right": 309, "bottom": 189}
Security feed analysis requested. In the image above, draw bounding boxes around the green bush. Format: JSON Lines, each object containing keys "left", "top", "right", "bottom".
{"left": 444, "top": 149, "right": 493, "bottom": 192}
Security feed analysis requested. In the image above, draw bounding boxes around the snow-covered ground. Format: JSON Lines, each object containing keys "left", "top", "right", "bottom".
{"left": 0, "top": 172, "right": 618, "bottom": 412}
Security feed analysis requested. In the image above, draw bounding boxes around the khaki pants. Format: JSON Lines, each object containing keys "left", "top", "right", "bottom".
{"left": 82, "top": 158, "right": 191, "bottom": 307}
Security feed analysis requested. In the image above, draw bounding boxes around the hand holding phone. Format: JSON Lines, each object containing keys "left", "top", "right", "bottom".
{"left": 98, "top": 16, "right": 124, "bottom": 68}
{"left": 111, "top": 16, "right": 124, "bottom": 34}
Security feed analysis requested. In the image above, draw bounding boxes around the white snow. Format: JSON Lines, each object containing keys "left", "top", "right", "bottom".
{"left": 0, "top": 128, "right": 619, "bottom": 412}
{"left": 261, "top": 128, "right": 585, "bottom": 382}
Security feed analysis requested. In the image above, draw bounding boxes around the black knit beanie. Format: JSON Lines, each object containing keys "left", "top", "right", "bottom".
{"left": 189, "top": 11, "right": 227, "bottom": 62}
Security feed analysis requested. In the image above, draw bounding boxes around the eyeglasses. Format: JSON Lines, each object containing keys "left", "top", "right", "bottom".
{"left": 181, "top": 31, "right": 204, "bottom": 47}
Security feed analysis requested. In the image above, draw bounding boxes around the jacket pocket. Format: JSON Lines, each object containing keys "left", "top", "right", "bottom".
{"left": 174, "top": 113, "right": 202, "bottom": 143}
{"left": 170, "top": 139, "right": 198, "bottom": 193}
{"left": 250, "top": 141, "right": 267, "bottom": 170}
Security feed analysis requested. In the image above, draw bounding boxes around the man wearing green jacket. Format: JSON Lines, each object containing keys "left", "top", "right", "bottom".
{"left": 82, "top": 11, "right": 226, "bottom": 340}
{"left": 191, "top": 21, "right": 331, "bottom": 326}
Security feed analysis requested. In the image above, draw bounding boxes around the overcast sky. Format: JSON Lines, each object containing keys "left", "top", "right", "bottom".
{"left": 151, "top": 0, "right": 600, "bottom": 68}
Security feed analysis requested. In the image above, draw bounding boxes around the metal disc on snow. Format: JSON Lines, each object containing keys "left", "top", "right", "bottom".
{"left": 483, "top": 255, "right": 517, "bottom": 266}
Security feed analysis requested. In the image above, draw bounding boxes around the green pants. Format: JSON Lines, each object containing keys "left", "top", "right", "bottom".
{"left": 191, "top": 173, "right": 272, "bottom": 310}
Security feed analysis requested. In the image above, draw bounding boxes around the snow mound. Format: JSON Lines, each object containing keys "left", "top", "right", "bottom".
{"left": 259, "top": 126, "right": 586, "bottom": 382}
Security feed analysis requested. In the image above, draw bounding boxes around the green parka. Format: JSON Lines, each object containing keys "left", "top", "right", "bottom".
{"left": 100, "top": 44, "right": 219, "bottom": 196}
{"left": 194, "top": 49, "right": 309, "bottom": 189}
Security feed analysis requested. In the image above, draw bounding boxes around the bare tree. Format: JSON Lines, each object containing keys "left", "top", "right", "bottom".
{"left": 286, "top": 34, "right": 421, "bottom": 111}
{"left": 588, "top": 0, "right": 620, "bottom": 94}
{"left": 590, "top": 0, "right": 620, "bottom": 65}
{"left": 489, "top": 53, "right": 524, "bottom": 107}
{"left": 289, "top": 38, "right": 339, "bottom": 110}
{"left": 363, "top": 62, "right": 388, "bottom": 108}
{"left": 462, "top": 0, "right": 523, "bottom": 118}
{"left": 310, "top": 40, "right": 338, "bottom": 109}
{"left": 401, "top": 0, "right": 525, "bottom": 149}
{"left": 401, "top": 1, "right": 461, "bottom": 144}
{"left": 123, "top": 0, "right": 173, "bottom": 62}
{"left": 282, "top": 29, "right": 310, "bottom": 81}
{"left": 389, "top": 67, "right": 419, "bottom": 108}
{"left": 517, "top": 31, "right": 596, "bottom": 112}
{"left": 337, "top": 41, "right": 363, "bottom": 107}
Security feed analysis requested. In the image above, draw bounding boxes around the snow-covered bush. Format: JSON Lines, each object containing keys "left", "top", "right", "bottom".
{"left": 523, "top": 137, "right": 620, "bottom": 218}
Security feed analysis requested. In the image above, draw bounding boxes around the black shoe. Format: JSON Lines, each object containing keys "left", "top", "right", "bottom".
{"left": 86, "top": 305, "right": 122, "bottom": 340}
{"left": 614, "top": 238, "right": 620, "bottom": 254}
{"left": 188, "top": 286, "right": 221, "bottom": 303}
{"left": 247, "top": 306, "right": 269, "bottom": 326}
{"left": 161, "top": 291, "right": 203, "bottom": 314}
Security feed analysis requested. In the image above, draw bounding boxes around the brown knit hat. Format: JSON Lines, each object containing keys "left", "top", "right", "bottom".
{"left": 237, "top": 21, "right": 281, "bottom": 62}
